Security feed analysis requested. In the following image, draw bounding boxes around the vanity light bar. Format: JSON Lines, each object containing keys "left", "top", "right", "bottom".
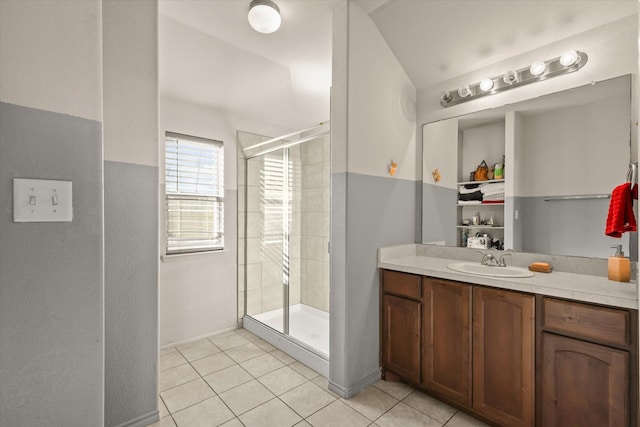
{"left": 440, "top": 50, "right": 588, "bottom": 108}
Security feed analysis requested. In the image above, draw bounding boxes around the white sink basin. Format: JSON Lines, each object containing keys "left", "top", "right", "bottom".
{"left": 447, "top": 262, "right": 534, "bottom": 278}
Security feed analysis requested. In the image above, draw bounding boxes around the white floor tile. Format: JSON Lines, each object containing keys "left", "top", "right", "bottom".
{"left": 279, "top": 382, "right": 337, "bottom": 418}
{"left": 445, "top": 411, "right": 491, "bottom": 427}
{"left": 209, "top": 332, "right": 250, "bottom": 350}
{"left": 172, "top": 396, "right": 235, "bottom": 427}
{"left": 159, "top": 363, "right": 200, "bottom": 392}
{"left": 239, "top": 398, "right": 302, "bottom": 427}
{"left": 191, "top": 352, "right": 236, "bottom": 376}
{"left": 240, "top": 353, "right": 285, "bottom": 377}
{"left": 177, "top": 339, "right": 221, "bottom": 362}
{"left": 258, "top": 366, "right": 308, "bottom": 396}
{"left": 376, "top": 402, "right": 442, "bottom": 427}
{"left": 342, "top": 386, "right": 398, "bottom": 421}
{"left": 289, "top": 361, "right": 320, "bottom": 380}
{"left": 306, "top": 400, "right": 370, "bottom": 427}
{"left": 219, "top": 379, "right": 276, "bottom": 416}
{"left": 203, "top": 364, "right": 253, "bottom": 394}
{"left": 160, "top": 349, "right": 188, "bottom": 372}
{"left": 403, "top": 390, "right": 457, "bottom": 424}
{"left": 160, "top": 379, "right": 215, "bottom": 414}
{"left": 224, "top": 342, "right": 266, "bottom": 363}
{"left": 372, "top": 380, "right": 414, "bottom": 400}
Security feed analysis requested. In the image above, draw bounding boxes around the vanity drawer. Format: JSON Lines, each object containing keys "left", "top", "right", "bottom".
{"left": 542, "top": 297, "right": 630, "bottom": 346}
{"left": 382, "top": 270, "right": 421, "bottom": 299}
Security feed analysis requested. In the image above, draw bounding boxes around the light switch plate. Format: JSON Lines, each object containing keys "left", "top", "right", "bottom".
{"left": 13, "top": 178, "right": 73, "bottom": 222}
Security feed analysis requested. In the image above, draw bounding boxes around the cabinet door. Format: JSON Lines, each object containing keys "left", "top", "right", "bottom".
{"left": 422, "top": 277, "right": 472, "bottom": 406}
{"left": 473, "top": 287, "right": 535, "bottom": 427}
{"left": 541, "top": 332, "right": 628, "bottom": 427}
{"left": 381, "top": 294, "right": 421, "bottom": 384}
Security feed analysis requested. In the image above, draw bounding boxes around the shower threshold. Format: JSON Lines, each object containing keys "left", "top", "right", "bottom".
{"left": 244, "top": 304, "right": 329, "bottom": 376}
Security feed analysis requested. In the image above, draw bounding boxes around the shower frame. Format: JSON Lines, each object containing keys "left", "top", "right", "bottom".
{"left": 241, "top": 123, "right": 330, "bottom": 375}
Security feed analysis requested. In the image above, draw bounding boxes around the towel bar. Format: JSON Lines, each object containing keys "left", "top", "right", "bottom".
{"left": 543, "top": 194, "right": 610, "bottom": 201}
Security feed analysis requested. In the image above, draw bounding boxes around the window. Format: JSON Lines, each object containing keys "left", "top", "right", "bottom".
{"left": 164, "top": 132, "right": 224, "bottom": 254}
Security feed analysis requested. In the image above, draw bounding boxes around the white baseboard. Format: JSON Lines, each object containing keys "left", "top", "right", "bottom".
{"left": 329, "top": 368, "right": 381, "bottom": 399}
{"left": 113, "top": 409, "right": 159, "bottom": 427}
{"left": 159, "top": 325, "right": 238, "bottom": 350}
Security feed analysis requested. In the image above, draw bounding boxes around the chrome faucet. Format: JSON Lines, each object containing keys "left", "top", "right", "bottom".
{"left": 477, "top": 251, "right": 511, "bottom": 267}
{"left": 476, "top": 251, "right": 499, "bottom": 266}
{"left": 498, "top": 253, "right": 511, "bottom": 267}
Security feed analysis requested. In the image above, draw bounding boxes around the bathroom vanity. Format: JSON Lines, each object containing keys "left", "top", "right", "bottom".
{"left": 378, "top": 245, "right": 638, "bottom": 427}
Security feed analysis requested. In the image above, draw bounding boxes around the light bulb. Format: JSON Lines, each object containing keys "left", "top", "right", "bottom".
{"left": 560, "top": 50, "right": 579, "bottom": 67}
{"left": 530, "top": 61, "right": 546, "bottom": 76}
{"left": 479, "top": 78, "right": 494, "bottom": 92}
{"left": 503, "top": 70, "right": 518, "bottom": 85}
{"left": 248, "top": 0, "right": 281, "bottom": 34}
{"left": 458, "top": 85, "right": 472, "bottom": 98}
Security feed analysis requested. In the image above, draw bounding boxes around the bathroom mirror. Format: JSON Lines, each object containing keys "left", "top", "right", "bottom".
{"left": 421, "top": 74, "right": 634, "bottom": 259}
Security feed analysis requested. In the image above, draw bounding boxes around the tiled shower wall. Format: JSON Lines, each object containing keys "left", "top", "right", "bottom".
{"left": 300, "top": 135, "right": 330, "bottom": 312}
{"left": 237, "top": 132, "right": 330, "bottom": 322}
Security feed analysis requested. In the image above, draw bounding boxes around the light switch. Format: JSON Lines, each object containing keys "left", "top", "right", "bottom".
{"left": 13, "top": 178, "right": 73, "bottom": 222}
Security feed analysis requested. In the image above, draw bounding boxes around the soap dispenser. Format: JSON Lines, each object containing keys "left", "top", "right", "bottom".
{"left": 608, "top": 245, "right": 630, "bottom": 282}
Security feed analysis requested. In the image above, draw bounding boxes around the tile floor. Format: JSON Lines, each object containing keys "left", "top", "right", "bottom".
{"left": 152, "top": 329, "right": 489, "bottom": 427}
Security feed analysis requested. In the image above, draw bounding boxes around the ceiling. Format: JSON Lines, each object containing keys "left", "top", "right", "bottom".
{"left": 159, "top": 0, "right": 638, "bottom": 131}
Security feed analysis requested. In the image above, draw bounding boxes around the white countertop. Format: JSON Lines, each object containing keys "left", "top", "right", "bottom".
{"left": 379, "top": 253, "right": 638, "bottom": 310}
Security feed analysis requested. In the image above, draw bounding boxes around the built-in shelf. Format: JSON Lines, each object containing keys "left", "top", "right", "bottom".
{"left": 457, "top": 178, "right": 505, "bottom": 186}
{"left": 457, "top": 225, "right": 504, "bottom": 229}
{"left": 457, "top": 203, "right": 504, "bottom": 207}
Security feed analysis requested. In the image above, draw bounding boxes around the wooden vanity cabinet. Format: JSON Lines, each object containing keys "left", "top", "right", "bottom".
{"left": 473, "top": 287, "right": 535, "bottom": 427}
{"left": 380, "top": 270, "right": 421, "bottom": 384}
{"left": 538, "top": 297, "right": 637, "bottom": 427}
{"left": 422, "top": 277, "right": 472, "bottom": 406}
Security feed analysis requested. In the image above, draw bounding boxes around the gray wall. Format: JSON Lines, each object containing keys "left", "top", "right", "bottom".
{"left": 0, "top": 102, "right": 104, "bottom": 426}
{"left": 330, "top": 172, "right": 417, "bottom": 396}
{"left": 104, "top": 162, "right": 158, "bottom": 427}
{"left": 422, "top": 183, "right": 457, "bottom": 246}
{"left": 515, "top": 196, "right": 629, "bottom": 259}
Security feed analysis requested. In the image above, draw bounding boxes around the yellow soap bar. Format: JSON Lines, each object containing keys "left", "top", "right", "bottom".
{"left": 608, "top": 257, "right": 630, "bottom": 282}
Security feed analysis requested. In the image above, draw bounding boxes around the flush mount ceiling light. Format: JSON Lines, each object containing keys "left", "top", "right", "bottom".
{"left": 440, "top": 50, "right": 588, "bottom": 108}
{"left": 248, "top": 0, "right": 281, "bottom": 34}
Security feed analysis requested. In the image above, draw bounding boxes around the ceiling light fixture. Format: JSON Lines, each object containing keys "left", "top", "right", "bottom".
{"left": 440, "top": 50, "right": 588, "bottom": 108}
{"left": 248, "top": 0, "right": 281, "bottom": 34}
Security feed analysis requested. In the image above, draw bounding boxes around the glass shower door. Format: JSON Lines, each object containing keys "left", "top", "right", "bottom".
{"left": 245, "top": 149, "right": 293, "bottom": 334}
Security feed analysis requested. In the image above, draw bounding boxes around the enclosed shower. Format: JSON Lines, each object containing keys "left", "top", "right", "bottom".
{"left": 238, "top": 124, "right": 330, "bottom": 374}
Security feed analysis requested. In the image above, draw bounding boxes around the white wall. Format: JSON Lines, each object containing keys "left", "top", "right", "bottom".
{"left": 159, "top": 96, "right": 291, "bottom": 346}
{"left": 0, "top": 0, "right": 102, "bottom": 122}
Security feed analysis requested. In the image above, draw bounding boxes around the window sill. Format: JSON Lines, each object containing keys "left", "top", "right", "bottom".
{"left": 161, "top": 250, "right": 229, "bottom": 263}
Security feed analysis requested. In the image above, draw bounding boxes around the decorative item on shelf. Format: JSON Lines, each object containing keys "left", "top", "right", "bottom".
{"left": 432, "top": 168, "right": 441, "bottom": 182}
{"left": 440, "top": 50, "right": 588, "bottom": 107}
{"left": 388, "top": 160, "right": 398, "bottom": 176}
{"left": 475, "top": 160, "right": 489, "bottom": 181}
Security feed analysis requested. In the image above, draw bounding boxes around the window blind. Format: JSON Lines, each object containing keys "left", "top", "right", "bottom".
{"left": 165, "top": 132, "right": 224, "bottom": 254}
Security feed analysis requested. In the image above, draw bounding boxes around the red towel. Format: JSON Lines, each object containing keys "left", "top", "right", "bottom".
{"left": 606, "top": 182, "right": 638, "bottom": 237}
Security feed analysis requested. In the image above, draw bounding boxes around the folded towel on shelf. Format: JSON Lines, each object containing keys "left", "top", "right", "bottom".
{"left": 483, "top": 192, "right": 504, "bottom": 200}
{"left": 458, "top": 200, "right": 482, "bottom": 205}
{"left": 482, "top": 200, "right": 504, "bottom": 204}
{"left": 459, "top": 186, "right": 481, "bottom": 194}
{"left": 606, "top": 182, "right": 638, "bottom": 237}
{"left": 480, "top": 183, "right": 505, "bottom": 195}
{"left": 458, "top": 191, "right": 483, "bottom": 201}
